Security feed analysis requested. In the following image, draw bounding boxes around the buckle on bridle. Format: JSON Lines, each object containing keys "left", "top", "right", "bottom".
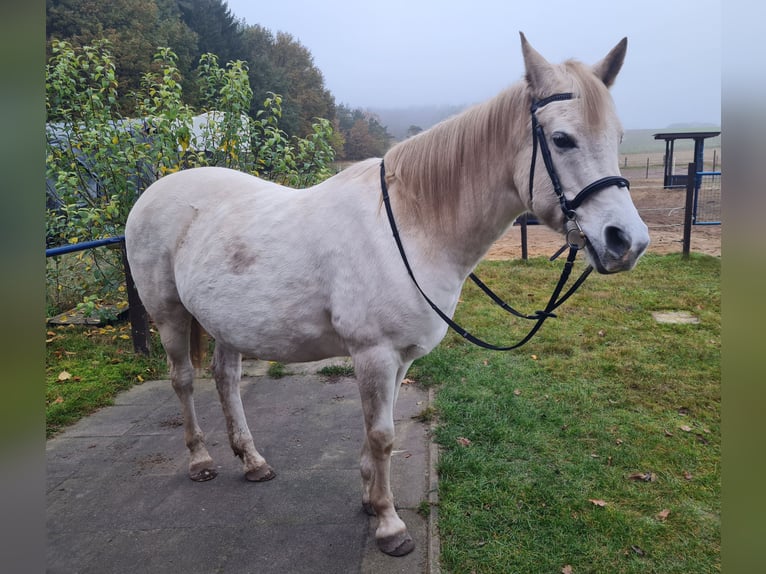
{"left": 565, "top": 216, "right": 587, "bottom": 249}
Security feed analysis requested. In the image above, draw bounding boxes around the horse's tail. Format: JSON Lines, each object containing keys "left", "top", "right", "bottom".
{"left": 190, "top": 317, "right": 207, "bottom": 369}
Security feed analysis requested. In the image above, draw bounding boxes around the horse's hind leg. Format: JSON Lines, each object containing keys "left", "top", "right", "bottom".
{"left": 211, "top": 343, "right": 275, "bottom": 482}
{"left": 155, "top": 307, "right": 217, "bottom": 481}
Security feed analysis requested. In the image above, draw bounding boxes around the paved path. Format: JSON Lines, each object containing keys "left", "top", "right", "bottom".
{"left": 47, "top": 359, "right": 439, "bottom": 573}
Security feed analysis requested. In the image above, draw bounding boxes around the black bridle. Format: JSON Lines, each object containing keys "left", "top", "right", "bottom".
{"left": 379, "top": 92, "right": 630, "bottom": 351}
{"left": 529, "top": 92, "right": 630, "bottom": 236}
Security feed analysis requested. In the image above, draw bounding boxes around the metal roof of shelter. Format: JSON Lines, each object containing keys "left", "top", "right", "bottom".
{"left": 653, "top": 131, "right": 720, "bottom": 188}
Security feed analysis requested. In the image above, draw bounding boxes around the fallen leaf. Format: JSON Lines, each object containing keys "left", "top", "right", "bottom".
{"left": 562, "top": 566, "right": 573, "bottom": 574}
{"left": 588, "top": 499, "right": 607, "bottom": 507}
{"left": 656, "top": 508, "right": 670, "bottom": 521}
{"left": 137, "top": 375, "right": 144, "bottom": 382}
{"left": 680, "top": 425, "right": 692, "bottom": 432}
{"left": 52, "top": 396, "right": 64, "bottom": 404}
{"left": 513, "top": 389, "right": 522, "bottom": 396}
{"left": 683, "top": 470, "right": 693, "bottom": 480}
{"left": 631, "top": 545, "right": 645, "bottom": 557}
{"left": 456, "top": 436, "right": 472, "bottom": 447}
{"left": 57, "top": 371, "right": 72, "bottom": 382}
{"left": 401, "top": 378, "right": 414, "bottom": 385}
{"left": 482, "top": 359, "right": 489, "bottom": 366}
{"left": 598, "top": 329, "right": 606, "bottom": 337}
{"left": 664, "top": 429, "right": 674, "bottom": 437}
{"left": 530, "top": 354, "right": 538, "bottom": 360}
{"left": 615, "top": 438, "right": 624, "bottom": 445}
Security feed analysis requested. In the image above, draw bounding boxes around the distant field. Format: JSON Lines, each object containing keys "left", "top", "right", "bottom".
{"left": 619, "top": 129, "right": 721, "bottom": 155}
{"left": 618, "top": 129, "right": 722, "bottom": 177}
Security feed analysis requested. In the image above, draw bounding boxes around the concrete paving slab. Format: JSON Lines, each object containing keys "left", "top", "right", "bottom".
{"left": 47, "top": 363, "right": 438, "bottom": 573}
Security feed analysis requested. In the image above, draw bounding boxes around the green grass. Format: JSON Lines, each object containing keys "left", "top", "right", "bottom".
{"left": 266, "top": 361, "right": 288, "bottom": 378}
{"left": 411, "top": 253, "right": 720, "bottom": 573}
{"left": 45, "top": 323, "right": 167, "bottom": 437}
{"left": 317, "top": 364, "right": 355, "bottom": 378}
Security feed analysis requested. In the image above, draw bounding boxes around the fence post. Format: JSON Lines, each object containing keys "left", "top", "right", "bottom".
{"left": 519, "top": 213, "right": 528, "bottom": 260}
{"left": 682, "top": 162, "right": 696, "bottom": 259}
{"left": 121, "top": 245, "right": 150, "bottom": 355}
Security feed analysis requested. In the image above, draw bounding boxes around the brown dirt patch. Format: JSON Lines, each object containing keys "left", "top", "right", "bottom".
{"left": 485, "top": 179, "right": 721, "bottom": 260}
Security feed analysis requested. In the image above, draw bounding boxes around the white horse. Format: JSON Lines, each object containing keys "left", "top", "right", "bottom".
{"left": 125, "top": 33, "right": 649, "bottom": 556}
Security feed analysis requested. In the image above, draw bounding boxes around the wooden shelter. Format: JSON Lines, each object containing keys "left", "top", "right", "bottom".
{"left": 653, "top": 131, "right": 720, "bottom": 188}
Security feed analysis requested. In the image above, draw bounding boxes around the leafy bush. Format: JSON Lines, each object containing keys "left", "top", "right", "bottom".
{"left": 46, "top": 41, "right": 336, "bottom": 317}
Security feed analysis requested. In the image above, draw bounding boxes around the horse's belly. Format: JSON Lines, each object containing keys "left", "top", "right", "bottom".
{"left": 181, "top": 275, "right": 348, "bottom": 362}
{"left": 224, "top": 318, "right": 349, "bottom": 363}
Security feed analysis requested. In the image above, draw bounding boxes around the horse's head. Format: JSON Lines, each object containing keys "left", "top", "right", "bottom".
{"left": 518, "top": 33, "right": 649, "bottom": 274}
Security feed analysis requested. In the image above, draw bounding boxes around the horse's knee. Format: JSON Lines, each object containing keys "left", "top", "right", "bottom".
{"left": 366, "top": 426, "right": 395, "bottom": 458}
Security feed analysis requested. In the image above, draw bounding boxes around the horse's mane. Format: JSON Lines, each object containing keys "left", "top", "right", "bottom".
{"left": 382, "top": 59, "right": 613, "bottom": 228}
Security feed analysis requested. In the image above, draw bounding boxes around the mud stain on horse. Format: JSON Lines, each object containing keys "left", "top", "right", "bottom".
{"left": 227, "top": 240, "right": 258, "bottom": 275}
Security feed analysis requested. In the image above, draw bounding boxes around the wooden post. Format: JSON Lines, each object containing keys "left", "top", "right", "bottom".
{"left": 682, "top": 162, "right": 696, "bottom": 259}
{"left": 519, "top": 213, "right": 528, "bottom": 260}
{"left": 121, "top": 245, "right": 150, "bottom": 355}
{"left": 646, "top": 157, "right": 650, "bottom": 179}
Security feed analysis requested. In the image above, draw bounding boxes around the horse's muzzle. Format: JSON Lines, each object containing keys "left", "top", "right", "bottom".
{"left": 588, "top": 224, "right": 650, "bottom": 274}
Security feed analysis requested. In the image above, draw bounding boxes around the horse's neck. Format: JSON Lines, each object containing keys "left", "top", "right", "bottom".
{"left": 391, "top": 90, "right": 530, "bottom": 276}
{"left": 446, "top": 176, "right": 526, "bottom": 274}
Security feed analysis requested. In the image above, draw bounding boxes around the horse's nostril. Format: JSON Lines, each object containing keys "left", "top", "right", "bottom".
{"left": 604, "top": 226, "right": 631, "bottom": 257}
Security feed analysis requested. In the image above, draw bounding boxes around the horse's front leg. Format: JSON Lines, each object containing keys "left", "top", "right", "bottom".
{"left": 354, "top": 350, "right": 415, "bottom": 556}
{"left": 212, "top": 343, "right": 275, "bottom": 482}
{"left": 360, "top": 360, "right": 413, "bottom": 515}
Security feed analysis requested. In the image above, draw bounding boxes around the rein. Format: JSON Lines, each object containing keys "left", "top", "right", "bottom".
{"left": 379, "top": 91, "right": 630, "bottom": 351}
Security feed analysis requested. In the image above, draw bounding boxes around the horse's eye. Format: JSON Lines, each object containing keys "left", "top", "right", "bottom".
{"left": 552, "top": 132, "right": 577, "bottom": 149}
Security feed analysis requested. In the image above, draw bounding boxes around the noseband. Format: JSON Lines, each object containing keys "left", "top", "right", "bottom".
{"left": 379, "top": 92, "right": 631, "bottom": 351}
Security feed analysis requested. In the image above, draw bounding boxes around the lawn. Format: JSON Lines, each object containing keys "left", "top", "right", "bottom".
{"left": 411, "top": 253, "right": 720, "bottom": 573}
{"left": 45, "top": 323, "right": 167, "bottom": 437}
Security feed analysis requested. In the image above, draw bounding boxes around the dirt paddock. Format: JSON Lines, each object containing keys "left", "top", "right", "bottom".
{"left": 485, "top": 180, "right": 721, "bottom": 260}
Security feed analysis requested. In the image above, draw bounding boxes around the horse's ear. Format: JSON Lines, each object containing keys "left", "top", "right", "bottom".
{"left": 592, "top": 38, "right": 628, "bottom": 88}
{"left": 519, "top": 32, "right": 557, "bottom": 97}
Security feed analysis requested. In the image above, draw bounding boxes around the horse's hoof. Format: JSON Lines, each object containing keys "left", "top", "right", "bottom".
{"left": 377, "top": 531, "right": 415, "bottom": 556}
{"left": 246, "top": 465, "right": 276, "bottom": 482}
{"left": 362, "top": 501, "right": 376, "bottom": 516}
{"left": 189, "top": 467, "right": 217, "bottom": 482}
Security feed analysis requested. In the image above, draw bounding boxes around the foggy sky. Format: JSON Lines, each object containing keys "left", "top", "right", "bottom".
{"left": 224, "top": 0, "right": 722, "bottom": 129}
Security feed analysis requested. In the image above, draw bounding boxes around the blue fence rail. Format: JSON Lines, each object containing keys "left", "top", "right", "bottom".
{"left": 46, "top": 235, "right": 150, "bottom": 354}
{"left": 45, "top": 235, "right": 125, "bottom": 258}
